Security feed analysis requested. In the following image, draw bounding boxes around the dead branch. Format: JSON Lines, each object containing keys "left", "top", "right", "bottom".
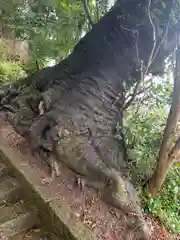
{"left": 123, "top": 76, "right": 152, "bottom": 110}
{"left": 123, "top": 79, "right": 141, "bottom": 110}
{"left": 128, "top": 0, "right": 156, "bottom": 109}
{"left": 125, "top": 0, "right": 175, "bottom": 112}
{"left": 151, "top": 0, "right": 177, "bottom": 64}
{"left": 144, "top": 0, "right": 157, "bottom": 77}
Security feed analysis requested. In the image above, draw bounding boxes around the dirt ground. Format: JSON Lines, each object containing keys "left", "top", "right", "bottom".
{"left": 0, "top": 117, "right": 178, "bottom": 240}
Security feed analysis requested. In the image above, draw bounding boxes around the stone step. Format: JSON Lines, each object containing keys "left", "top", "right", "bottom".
{"left": 0, "top": 201, "right": 37, "bottom": 238}
{"left": 0, "top": 142, "right": 94, "bottom": 240}
{"left": 0, "top": 177, "right": 21, "bottom": 206}
{"left": 0, "top": 158, "right": 59, "bottom": 239}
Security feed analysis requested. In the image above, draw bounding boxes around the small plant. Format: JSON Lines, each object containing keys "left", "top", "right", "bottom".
{"left": 0, "top": 39, "right": 27, "bottom": 83}
{"left": 120, "top": 78, "right": 180, "bottom": 232}
{"left": 122, "top": 104, "right": 167, "bottom": 183}
{"left": 0, "top": 61, "right": 27, "bottom": 83}
{"left": 141, "top": 166, "right": 180, "bottom": 232}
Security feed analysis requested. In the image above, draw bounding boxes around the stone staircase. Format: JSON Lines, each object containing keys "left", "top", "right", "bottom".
{"left": 0, "top": 162, "right": 58, "bottom": 239}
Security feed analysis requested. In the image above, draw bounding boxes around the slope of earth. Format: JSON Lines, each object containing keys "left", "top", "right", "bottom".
{"left": 0, "top": 115, "right": 177, "bottom": 240}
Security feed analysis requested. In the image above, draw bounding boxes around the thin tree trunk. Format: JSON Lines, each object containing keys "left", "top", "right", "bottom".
{"left": 148, "top": 41, "right": 180, "bottom": 196}
{"left": 168, "top": 136, "right": 180, "bottom": 160}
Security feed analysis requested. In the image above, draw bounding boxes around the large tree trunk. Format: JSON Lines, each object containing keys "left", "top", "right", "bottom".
{"left": 0, "top": 0, "right": 164, "bottom": 224}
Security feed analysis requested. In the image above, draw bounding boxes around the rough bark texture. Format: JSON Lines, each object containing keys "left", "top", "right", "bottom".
{"left": 0, "top": 0, "right": 172, "bottom": 230}
{"left": 148, "top": 44, "right": 180, "bottom": 196}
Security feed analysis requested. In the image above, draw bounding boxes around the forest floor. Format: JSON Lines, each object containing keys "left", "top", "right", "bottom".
{"left": 0, "top": 115, "right": 179, "bottom": 240}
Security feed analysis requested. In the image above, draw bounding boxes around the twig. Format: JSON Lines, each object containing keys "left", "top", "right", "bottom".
{"left": 120, "top": 25, "right": 137, "bottom": 33}
{"left": 132, "top": 0, "right": 155, "bottom": 96}
{"left": 139, "top": 0, "right": 175, "bottom": 79}
{"left": 82, "top": 0, "right": 94, "bottom": 28}
{"left": 144, "top": 0, "right": 157, "bottom": 77}
{"left": 127, "top": 84, "right": 152, "bottom": 99}
{"left": 127, "top": 0, "right": 176, "bottom": 111}
{"left": 151, "top": 0, "right": 177, "bottom": 64}
{"left": 123, "top": 69, "right": 152, "bottom": 111}
{"left": 123, "top": 79, "right": 141, "bottom": 110}
{"left": 135, "top": 31, "right": 140, "bottom": 67}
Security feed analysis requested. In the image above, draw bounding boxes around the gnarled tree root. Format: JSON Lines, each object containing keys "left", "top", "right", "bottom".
{"left": 0, "top": 77, "right": 150, "bottom": 239}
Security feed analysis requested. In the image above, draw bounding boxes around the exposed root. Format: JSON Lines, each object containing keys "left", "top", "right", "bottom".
{"left": 52, "top": 158, "right": 61, "bottom": 177}
{"left": 0, "top": 84, "right": 20, "bottom": 105}
{"left": 47, "top": 155, "right": 61, "bottom": 178}
{"left": 76, "top": 176, "right": 86, "bottom": 191}
{"left": 40, "top": 154, "right": 60, "bottom": 184}
{"left": 1, "top": 84, "right": 141, "bottom": 217}
{"left": 0, "top": 75, "right": 149, "bottom": 239}
{"left": 38, "top": 100, "right": 45, "bottom": 115}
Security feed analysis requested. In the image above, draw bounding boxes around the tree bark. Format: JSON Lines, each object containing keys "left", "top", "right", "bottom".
{"left": 148, "top": 42, "right": 180, "bottom": 196}
{"left": 0, "top": 1, "right": 175, "bottom": 227}
{"left": 168, "top": 136, "right": 180, "bottom": 160}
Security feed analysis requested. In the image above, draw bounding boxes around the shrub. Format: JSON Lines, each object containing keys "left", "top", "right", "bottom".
{"left": 0, "top": 39, "right": 27, "bottom": 83}
{"left": 120, "top": 77, "right": 180, "bottom": 232}
{"left": 0, "top": 61, "right": 27, "bottom": 83}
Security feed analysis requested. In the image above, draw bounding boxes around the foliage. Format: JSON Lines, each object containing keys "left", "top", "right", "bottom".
{"left": 142, "top": 165, "right": 180, "bottom": 232}
{"left": 0, "top": 39, "right": 27, "bottom": 83}
{"left": 121, "top": 74, "right": 180, "bottom": 232}
{"left": 25, "top": 55, "right": 50, "bottom": 74}
{"left": 123, "top": 105, "right": 166, "bottom": 180}
{"left": 0, "top": 0, "right": 111, "bottom": 70}
{"left": 0, "top": 39, "right": 9, "bottom": 59}
{"left": 0, "top": 61, "right": 26, "bottom": 83}
{"left": 0, "top": 0, "right": 180, "bottom": 73}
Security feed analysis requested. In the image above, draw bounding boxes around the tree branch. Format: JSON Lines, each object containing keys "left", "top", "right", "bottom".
{"left": 141, "top": 0, "right": 176, "bottom": 79}
{"left": 128, "top": 0, "right": 175, "bottom": 112}
{"left": 123, "top": 79, "right": 141, "bottom": 110}
{"left": 123, "top": 76, "right": 152, "bottom": 110}
{"left": 144, "top": 0, "right": 157, "bottom": 77}
{"left": 151, "top": 0, "right": 177, "bottom": 64}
